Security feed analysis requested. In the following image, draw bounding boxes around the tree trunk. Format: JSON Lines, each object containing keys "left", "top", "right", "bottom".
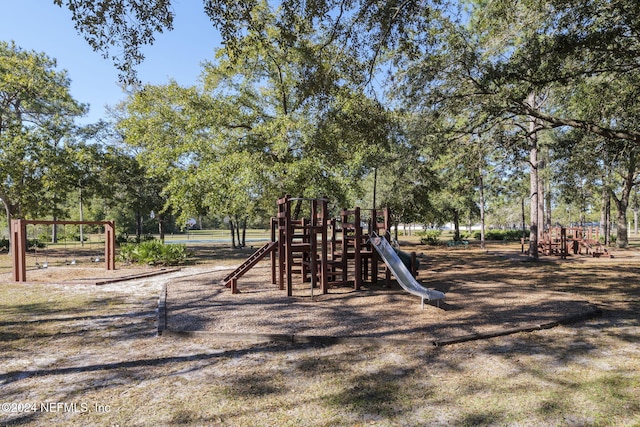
{"left": 616, "top": 204, "right": 628, "bottom": 248}
{"left": 538, "top": 151, "right": 546, "bottom": 235}
{"left": 157, "top": 215, "right": 166, "bottom": 242}
{"left": 612, "top": 184, "right": 632, "bottom": 249}
{"left": 79, "top": 188, "right": 84, "bottom": 247}
{"left": 229, "top": 219, "right": 236, "bottom": 248}
{"left": 527, "top": 92, "right": 544, "bottom": 260}
{"left": 3, "top": 200, "right": 11, "bottom": 249}
{"left": 601, "top": 187, "right": 610, "bottom": 245}
{"left": 529, "top": 151, "right": 539, "bottom": 259}
{"left": 545, "top": 157, "right": 552, "bottom": 229}
{"left": 478, "top": 164, "right": 486, "bottom": 250}
{"left": 1, "top": 197, "right": 18, "bottom": 252}
{"left": 453, "top": 209, "right": 461, "bottom": 241}
{"left": 522, "top": 198, "right": 527, "bottom": 252}
{"left": 235, "top": 215, "right": 241, "bottom": 247}
{"left": 373, "top": 168, "right": 378, "bottom": 210}
{"left": 293, "top": 197, "right": 303, "bottom": 221}
{"left": 605, "top": 197, "right": 611, "bottom": 245}
{"left": 241, "top": 216, "right": 248, "bottom": 247}
{"left": 611, "top": 154, "right": 637, "bottom": 248}
{"left": 135, "top": 210, "right": 143, "bottom": 241}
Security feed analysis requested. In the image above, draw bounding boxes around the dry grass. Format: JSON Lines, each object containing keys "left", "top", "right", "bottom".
{"left": 0, "top": 239, "right": 639, "bottom": 426}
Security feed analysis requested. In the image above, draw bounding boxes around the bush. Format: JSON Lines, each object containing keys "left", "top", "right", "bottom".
{"left": 417, "top": 229, "right": 442, "bottom": 245}
{"left": 116, "top": 233, "right": 155, "bottom": 244}
{"left": 116, "top": 233, "right": 134, "bottom": 245}
{"left": 0, "top": 238, "right": 44, "bottom": 251}
{"left": 27, "top": 238, "right": 46, "bottom": 250}
{"left": 118, "top": 240, "right": 192, "bottom": 266}
{"left": 472, "top": 229, "right": 528, "bottom": 241}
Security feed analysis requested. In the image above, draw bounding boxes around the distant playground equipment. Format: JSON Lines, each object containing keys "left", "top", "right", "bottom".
{"left": 222, "top": 195, "right": 445, "bottom": 305}
{"left": 10, "top": 219, "right": 116, "bottom": 282}
{"left": 537, "top": 226, "right": 611, "bottom": 259}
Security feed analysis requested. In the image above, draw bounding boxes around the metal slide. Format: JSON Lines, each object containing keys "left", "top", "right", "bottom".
{"left": 369, "top": 234, "right": 445, "bottom": 308}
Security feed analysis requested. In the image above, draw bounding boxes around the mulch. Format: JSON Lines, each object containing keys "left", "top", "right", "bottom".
{"left": 162, "top": 249, "right": 601, "bottom": 345}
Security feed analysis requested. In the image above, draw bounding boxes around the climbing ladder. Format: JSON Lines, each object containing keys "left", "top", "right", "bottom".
{"left": 222, "top": 241, "right": 278, "bottom": 293}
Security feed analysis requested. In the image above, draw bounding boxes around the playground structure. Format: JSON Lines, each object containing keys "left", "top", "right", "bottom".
{"left": 538, "top": 226, "right": 611, "bottom": 259}
{"left": 369, "top": 233, "right": 445, "bottom": 308}
{"left": 222, "top": 195, "right": 444, "bottom": 304}
{"left": 10, "top": 219, "right": 116, "bottom": 282}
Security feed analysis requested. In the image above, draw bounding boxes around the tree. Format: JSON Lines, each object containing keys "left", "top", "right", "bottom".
{"left": 53, "top": 0, "right": 442, "bottom": 89}
{"left": 53, "top": 0, "right": 174, "bottom": 86}
{"left": 117, "top": 3, "right": 391, "bottom": 247}
{"left": 385, "top": 0, "right": 640, "bottom": 256}
{"left": 371, "top": 118, "right": 439, "bottom": 238}
{"left": 57, "top": 0, "right": 640, "bottom": 146}
{"left": 0, "top": 41, "right": 86, "bottom": 221}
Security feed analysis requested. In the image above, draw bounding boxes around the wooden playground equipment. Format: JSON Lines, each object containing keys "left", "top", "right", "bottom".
{"left": 538, "top": 226, "right": 611, "bottom": 259}
{"left": 10, "top": 219, "right": 116, "bottom": 282}
{"left": 222, "top": 195, "right": 419, "bottom": 296}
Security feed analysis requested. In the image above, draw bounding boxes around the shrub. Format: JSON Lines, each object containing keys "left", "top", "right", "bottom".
{"left": 27, "top": 238, "right": 46, "bottom": 250}
{"left": 472, "top": 229, "right": 528, "bottom": 241}
{"left": 417, "top": 229, "right": 442, "bottom": 245}
{"left": 0, "top": 238, "right": 44, "bottom": 251}
{"left": 116, "top": 233, "right": 155, "bottom": 244}
{"left": 116, "top": 233, "right": 134, "bottom": 245}
{"left": 118, "top": 240, "right": 192, "bottom": 266}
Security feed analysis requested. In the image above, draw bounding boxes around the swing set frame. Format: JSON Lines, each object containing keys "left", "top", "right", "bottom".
{"left": 10, "top": 219, "right": 116, "bottom": 282}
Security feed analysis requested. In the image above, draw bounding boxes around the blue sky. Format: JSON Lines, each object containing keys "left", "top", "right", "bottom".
{"left": 0, "top": 1, "right": 222, "bottom": 124}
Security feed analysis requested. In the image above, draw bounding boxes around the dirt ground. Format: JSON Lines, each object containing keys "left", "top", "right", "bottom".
{"left": 1, "top": 241, "right": 639, "bottom": 426}
{"left": 163, "top": 259, "right": 598, "bottom": 344}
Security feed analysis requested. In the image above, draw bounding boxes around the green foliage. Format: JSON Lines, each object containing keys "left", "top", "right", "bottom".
{"left": 118, "top": 240, "right": 192, "bottom": 266}
{"left": 54, "top": 0, "right": 174, "bottom": 86}
{"left": 27, "top": 238, "right": 46, "bottom": 250}
{"left": 473, "top": 229, "right": 528, "bottom": 241}
{"left": 417, "top": 229, "right": 442, "bottom": 245}
{"left": 118, "top": 14, "right": 391, "bottom": 227}
{"left": 116, "top": 233, "right": 156, "bottom": 244}
{"left": 0, "top": 41, "right": 86, "bottom": 220}
{"left": 52, "top": 0, "right": 640, "bottom": 236}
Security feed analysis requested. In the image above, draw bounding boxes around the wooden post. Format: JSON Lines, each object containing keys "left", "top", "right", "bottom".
{"left": 341, "top": 209, "right": 349, "bottom": 284}
{"left": 559, "top": 227, "right": 566, "bottom": 259}
{"left": 370, "top": 209, "right": 379, "bottom": 284}
{"left": 105, "top": 221, "right": 116, "bottom": 270}
{"left": 11, "top": 219, "right": 27, "bottom": 282}
{"left": 309, "top": 201, "right": 318, "bottom": 291}
{"left": 320, "top": 198, "right": 328, "bottom": 294}
{"left": 270, "top": 217, "right": 277, "bottom": 286}
{"left": 277, "top": 196, "right": 289, "bottom": 292}
{"left": 354, "top": 207, "right": 362, "bottom": 290}
{"left": 285, "top": 197, "right": 293, "bottom": 297}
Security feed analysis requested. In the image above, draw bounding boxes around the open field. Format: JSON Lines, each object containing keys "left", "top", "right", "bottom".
{"left": 1, "top": 237, "right": 639, "bottom": 426}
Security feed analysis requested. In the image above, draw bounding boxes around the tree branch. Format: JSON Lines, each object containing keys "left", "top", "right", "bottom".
{"left": 520, "top": 105, "right": 640, "bottom": 143}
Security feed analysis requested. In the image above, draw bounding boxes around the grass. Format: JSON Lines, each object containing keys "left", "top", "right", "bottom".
{"left": 0, "top": 237, "right": 639, "bottom": 426}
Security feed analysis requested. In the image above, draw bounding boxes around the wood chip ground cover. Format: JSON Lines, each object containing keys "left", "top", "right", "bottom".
{"left": 0, "top": 242, "right": 638, "bottom": 426}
